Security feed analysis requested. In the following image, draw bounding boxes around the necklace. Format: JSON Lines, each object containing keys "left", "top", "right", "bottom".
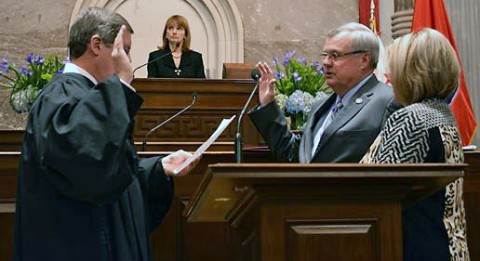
{"left": 172, "top": 53, "right": 182, "bottom": 59}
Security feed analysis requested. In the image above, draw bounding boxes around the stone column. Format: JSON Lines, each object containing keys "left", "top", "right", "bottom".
{"left": 391, "top": 0, "right": 414, "bottom": 39}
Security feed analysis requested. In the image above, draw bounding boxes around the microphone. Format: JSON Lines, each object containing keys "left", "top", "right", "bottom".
{"left": 235, "top": 69, "right": 261, "bottom": 163}
{"left": 142, "top": 92, "right": 198, "bottom": 151}
{"left": 133, "top": 43, "right": 179, "bottom": 76}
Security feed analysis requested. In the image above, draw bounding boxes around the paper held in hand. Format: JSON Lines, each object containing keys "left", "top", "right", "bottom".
{"left": 173, "top": 115, "right": 236, "bottom": 175}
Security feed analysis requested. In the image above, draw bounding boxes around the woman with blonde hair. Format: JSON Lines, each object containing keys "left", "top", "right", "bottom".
{"left": 147, "top": 15, "right": 205, "bottom": 78}
{"left": 361, "top": 28, "right": 469, "bottom": 260}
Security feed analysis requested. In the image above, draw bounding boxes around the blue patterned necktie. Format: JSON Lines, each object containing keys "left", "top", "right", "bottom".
{"left": 312, "top": 100, "right": 343, "bottom": 156}
{"left": 331, "top": 101, "right": 344, "bottom": 119}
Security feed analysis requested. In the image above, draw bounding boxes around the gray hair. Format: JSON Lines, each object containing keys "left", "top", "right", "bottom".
{"left": 68, "top": 7, "right": 134, "bottom": 59}
{"left": 327, "top": 22, "right": 379, "bottom": 69}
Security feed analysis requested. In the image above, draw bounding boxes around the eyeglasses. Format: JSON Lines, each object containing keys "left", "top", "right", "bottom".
{"left": 321, "top": 50, "right": 368, "bottom": 61}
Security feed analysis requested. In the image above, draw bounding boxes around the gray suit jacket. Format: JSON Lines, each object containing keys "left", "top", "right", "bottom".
{"left": 249, "top": 75, "right": 399, "bottom": 163}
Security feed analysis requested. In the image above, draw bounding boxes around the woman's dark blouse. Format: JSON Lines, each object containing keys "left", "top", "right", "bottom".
{"left": 147, "top": 46, "right": 206, "bottom": 78}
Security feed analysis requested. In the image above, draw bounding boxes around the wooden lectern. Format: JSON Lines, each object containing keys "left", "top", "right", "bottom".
{"left": 185, "top": 163, "right": 465, "bottom": 261}
{"left": 222, "top": 63, "right": 256, "bottom": 79}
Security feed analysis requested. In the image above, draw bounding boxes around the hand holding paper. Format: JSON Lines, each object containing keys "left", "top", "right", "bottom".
{"left": 173, "top": 115, "right": 236, "bottom": 175}
{"left": 161, "top": 150, "right": 199, "bottom": 176}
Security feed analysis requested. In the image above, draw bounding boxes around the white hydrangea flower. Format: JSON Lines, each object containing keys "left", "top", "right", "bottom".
{"left": 275, "top": 93, "right": 288, "bottom": 111}
{"left": 314, "top": 92, "right": 328, "bottom": 103}
{"left": 302, "top": 92, "right": 315, "bottom": 114}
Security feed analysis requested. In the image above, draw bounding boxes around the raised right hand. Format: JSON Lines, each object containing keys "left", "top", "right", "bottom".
{"left": 112, "top": 25, "right": 133, "bottom": 84}
{"left": 256, "top": 62, "right": 277, "bottom": 107}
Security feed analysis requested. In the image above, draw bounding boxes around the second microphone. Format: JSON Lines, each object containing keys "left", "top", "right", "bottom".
{"left": 142, "top": 92, "right": 198, "bottom": 151}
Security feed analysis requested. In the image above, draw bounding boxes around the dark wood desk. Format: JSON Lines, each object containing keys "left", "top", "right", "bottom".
{"left": 0, "top": 130, "right": 23, "bottom": 151}
{"left": 1, "top": 151, "right": 479, "bottom": 261}
{"left": 464, "top": 152, "right": 480, "bottom": 260}
{"left": 0, "top": 129, "right": 234, "bottom": 152}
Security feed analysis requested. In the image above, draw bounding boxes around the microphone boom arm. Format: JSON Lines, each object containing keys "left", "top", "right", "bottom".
{"left": 133, "top": 43, "right": 179, "bottom": 76}
{"left": 235, "top": 69, "right": 261, "bottom": 163}
{"left": 236, "top": 84, "right": 259, "bottom": 135}
{"left": 142, "top": 93, "right": 197, "bottom": 151}
{"left": 235, "top": 78, "right": 259, "bottom": 163}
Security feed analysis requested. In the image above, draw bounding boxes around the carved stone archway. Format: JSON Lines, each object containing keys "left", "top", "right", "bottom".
{"left": 70, "top": 0, "right": 244, "bottom": 78}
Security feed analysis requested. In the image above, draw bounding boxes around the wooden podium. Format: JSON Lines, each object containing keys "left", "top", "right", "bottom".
{"left": 185, "top": 163, "right": 465, "bottom": 261}
{"left": 131, "top": 78, "right": 262, "bottom": 147}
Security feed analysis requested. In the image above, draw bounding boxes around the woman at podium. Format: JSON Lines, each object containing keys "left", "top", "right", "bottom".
{"left": 147, "top": 15, "right": 206, "bottom": 78}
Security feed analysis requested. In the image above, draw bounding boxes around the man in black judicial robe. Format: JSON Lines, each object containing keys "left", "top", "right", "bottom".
{"left": 14, "top": 8, "right": 197, "bottom": 261}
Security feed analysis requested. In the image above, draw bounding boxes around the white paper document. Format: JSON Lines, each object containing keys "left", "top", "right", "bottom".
{"left": 173, "top": 115, "right": 236, "bottom": 175}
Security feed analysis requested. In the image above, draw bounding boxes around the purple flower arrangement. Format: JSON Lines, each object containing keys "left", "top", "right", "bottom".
{"left": 273, "top": 51, "right": 331, "bottom": 130}
{"left": 0, "top": 53, "right": 67, "bottom": 113}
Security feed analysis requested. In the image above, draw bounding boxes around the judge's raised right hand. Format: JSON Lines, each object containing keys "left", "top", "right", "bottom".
{"left": 112, "top": 25, "right": 133, "bottom": 84}
{"left": 256, "top": 62, "right": 277, "bottom": 107}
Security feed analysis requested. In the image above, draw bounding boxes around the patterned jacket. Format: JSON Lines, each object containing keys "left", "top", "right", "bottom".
{"left": 362, "top": 99, "right": 469, "bottom": 261}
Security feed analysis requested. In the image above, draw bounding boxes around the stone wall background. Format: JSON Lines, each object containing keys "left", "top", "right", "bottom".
{"left": 236, "top": 0, "right": 357, "bottom": 65}
{"left": 0, "top": 0, "right": 75, "bottom": 129}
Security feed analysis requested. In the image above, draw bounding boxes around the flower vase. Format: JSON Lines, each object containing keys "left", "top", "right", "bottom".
{"left": 10, "top": 86, "right": 39, "bottom": 113}
{"left": 290, "top": 111, "right": 306, "bottom": 131}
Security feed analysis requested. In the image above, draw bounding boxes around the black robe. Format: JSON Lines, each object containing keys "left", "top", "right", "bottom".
{"left": 14, "top": 73, "right": 174, "bottom": 261}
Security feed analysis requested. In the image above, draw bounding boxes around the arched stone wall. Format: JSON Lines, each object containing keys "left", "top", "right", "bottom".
{"left": 69, "top": 0, "right": 244, "bottom": 78}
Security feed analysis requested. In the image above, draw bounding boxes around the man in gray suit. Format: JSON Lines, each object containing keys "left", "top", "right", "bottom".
{"left": 249, "top": 22, "right": 399, "bottom": 163}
